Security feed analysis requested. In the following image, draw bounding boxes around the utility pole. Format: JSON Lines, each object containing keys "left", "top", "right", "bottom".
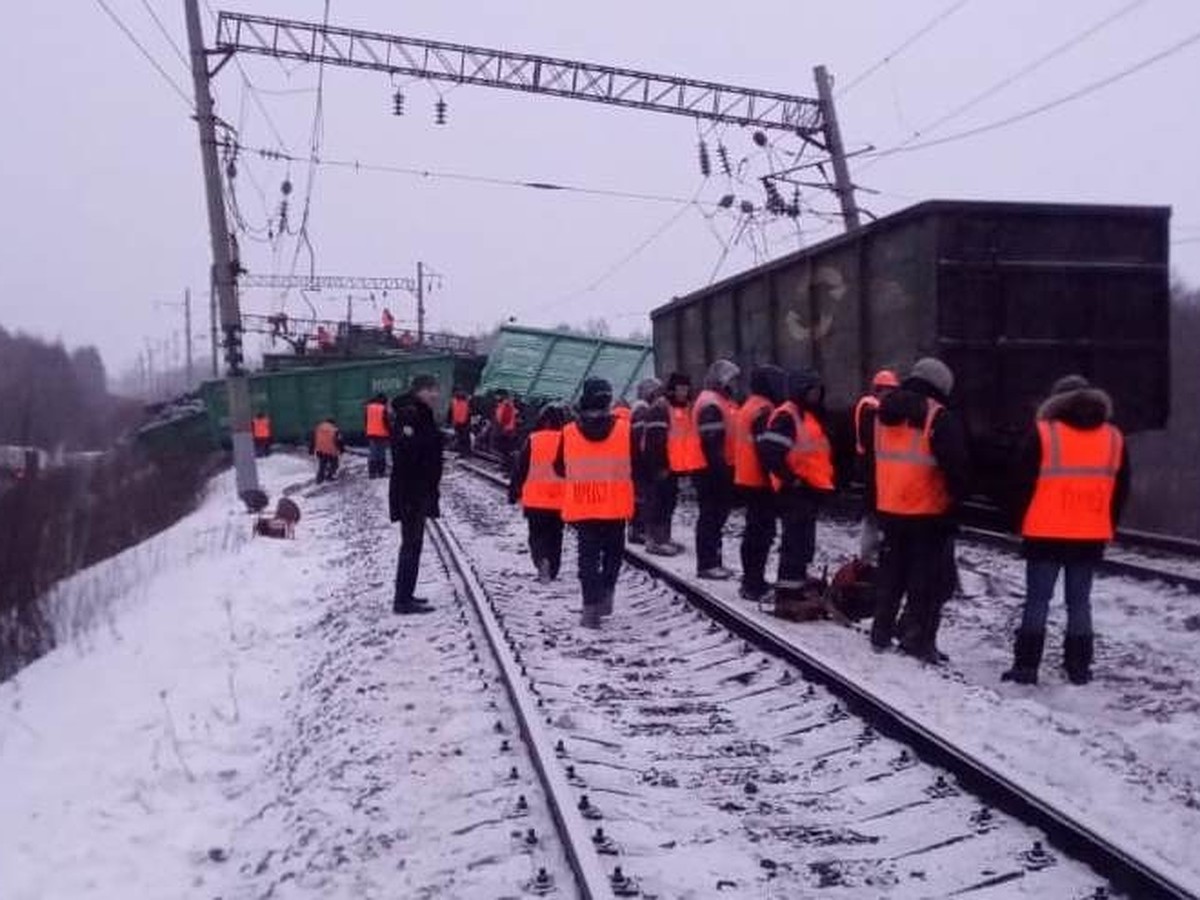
{"left": 416, "top": 260, "right": 426, "bottom": 347}
{"left": 184, "top": 287, "right": 194, "bottom": 390}
{"left": 813, "top": 65, "right": 861, "bottom": 232}
{"left": 184, "top": 0, "right": 259, "bottom": 501}
{"left": 209, "top": 268, "right": 218, "bottom": 378}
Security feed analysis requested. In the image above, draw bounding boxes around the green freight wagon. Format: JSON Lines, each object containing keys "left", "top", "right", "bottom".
{"left": 478, "top": 325, "right": 654, "bottom": 404}
{"left": 200, "top": 355, "right": 457, "bottom": 445}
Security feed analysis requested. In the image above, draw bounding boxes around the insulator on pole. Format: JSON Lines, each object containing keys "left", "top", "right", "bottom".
{"left": 698, "top": 139, "right": 711, "bottom": 177}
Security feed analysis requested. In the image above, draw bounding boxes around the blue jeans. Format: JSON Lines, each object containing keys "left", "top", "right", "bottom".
{"left": 1021, "top": 560, "right": 1094, "bottom": 635}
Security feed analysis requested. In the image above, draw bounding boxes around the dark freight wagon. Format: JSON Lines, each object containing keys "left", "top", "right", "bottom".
{"left": 651, "top": 200, "right": 1171, "bottom": 496}
{"left": 199, "top": 355, "right": 458, "bottom": 445}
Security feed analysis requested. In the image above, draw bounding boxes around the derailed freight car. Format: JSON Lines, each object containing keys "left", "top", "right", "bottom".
{"left": 651, "top": 199, "right": 1170, "bottom": 499}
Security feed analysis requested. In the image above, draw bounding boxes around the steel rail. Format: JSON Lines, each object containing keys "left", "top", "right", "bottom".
{"left": 455, "top": 456, "right": 1197, "bottom": 899}
{"left": 426, "top": 517, "right": 615, "bottom": 900}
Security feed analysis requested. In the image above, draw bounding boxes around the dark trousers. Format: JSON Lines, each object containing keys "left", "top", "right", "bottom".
{"left": 527, "top": 509, "right": 564, "bottom": 579}
{"left": 629, "top": 474, "right": 652, "bottom": 540}
{"left": 740, "top": 489, "right": 777, "bottom": 593}
{"left": 394, "top": 512, "right": 427, "bottom": 603}
{"left": 254, "top": 438, "right": 271, "bottom": 458}
{"left": 777, "top": 491, "right": 818, "bottom": 587}
{"left": 1021, "top": 560, "right": 1095, "bottom": 635}
{"left": 576, "top": 520, "right": 625, "bottom": 607}
{"left": 645, "top": 474, "right": 679, "bottom": 542}
{"left": 695, "top": 469, "right": 733, "bottom": 571}
{"left": 454, "top": 424, "right": 472, "bottom": 455}
{"left": 315, "top": 453, "right": 339, "bottom": 483}
{"left": 367, "top": 438, "right": 389, "bottom": 478}
{"left": 871, "top": 521, "right": 956, "bottom": 654}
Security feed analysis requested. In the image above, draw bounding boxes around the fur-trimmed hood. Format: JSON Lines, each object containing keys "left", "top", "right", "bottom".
{"left": 1037, "top": 386, "right": 1113, "bottom": 429}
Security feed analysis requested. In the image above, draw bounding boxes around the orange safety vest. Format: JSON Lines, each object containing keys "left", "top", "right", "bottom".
{"left": 853, "top": 394, "right": 880, "bottom": 456}
{"left": 252, "top": 416, "right": 271, "bottom": 440}
{"left": 765, "top": 403, "right": 834, "bottom": 492}
{"left": 733, "top": 395, "right": 774, "bottom": 489}
{"left": 560, "top": 418, "right": 634, "bottom": 522}
{"left": 667, "top": 404, "right": 705, "bottom": 473}
{"left": 495, "top": 400, "right": 517, "bottom": 435}
{"left": 1022, "top": 421, "right": 1123, "bottom": 541}
{"left": 314, "top": 422, "right": 340, "bottom": 456}
{"left": 874, "top": 399, "right": 951, "bottom": 516}
{"left": 613, "top": 406, "right": 632, "bottom": 422}
{"left": 451, "top": 397, "right": 470, "bottom": 426}
{"left": 693, "top": 389, "right": 738, "bottom": 467}
{"left": 365, "top": 402, "right": 389, "bottom": 438}
{"left": 521, "top": 430, "right": 565, "bottom": 511}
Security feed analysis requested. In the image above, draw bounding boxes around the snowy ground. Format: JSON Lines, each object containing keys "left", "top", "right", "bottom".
{"left": 0, "top": 454, "right": 571, "bottom": 899}
{"left": 649, "top": 498, "right": 1200, "bottom": 893}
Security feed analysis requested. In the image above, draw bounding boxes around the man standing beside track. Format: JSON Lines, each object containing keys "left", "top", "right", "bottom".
{"left": 555, "top": 377, "right": 635, "bottom": 629}
{"left": 510, "top": 403, "right": 567, "bottom": 582}
{"left": 693, "top": 360, "right": 741, "bottom": 579}
{"left": 364, "top": 393, "right": 391, "bottom": 479}
{"left": 389, "top": 374, "right": 443, "bottom": 616}
{"left": 628, "top": 377, "right": 664, "bottom": 545}
{"left": 643, "top": 372, "right": 702, "bottom": 555}
{"left": 734, "top": 365, "right": 787, "bottom": 602}
{"left": 853, "top": 370, "right": 900, "bottom": 566}
{"left": 867, "top": 358, "right": 969, "bottom": 662}
{"left": 1003, "top": 375, "right": 1130, "bottom": 686}
{"left": 449, "top": 388, "right": 472, "bottom": 455}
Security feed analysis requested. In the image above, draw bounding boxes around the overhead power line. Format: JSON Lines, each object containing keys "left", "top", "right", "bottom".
{"left": 837, "top": 0, "right": 972, "bottom": 98}
{"left": 865, "top": 25, "right": 1200, "bottom": 160}
{"left": 94, "top": 0, "right": 193, "bottom": 110}
{"left": 138, "top": 0, "right": 190, "bottom": 70}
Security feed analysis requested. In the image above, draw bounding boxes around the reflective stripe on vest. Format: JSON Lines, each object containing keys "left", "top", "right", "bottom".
{"left": 853, "top": 394, "right": 879, "bottom": 456}
{"left": 733, "top": 395, "right": 774, "bottom": 489}
{"left": 874, "top": 399, "right": 951, "bottom": 516}
{"left": 667, "top": 404, "right": 705, "bottom": 473}
{"left": 314, "top": 422, "right": 339, "bottom": 456}
{"left": 365, "top": 402, "right": 389, "bottom": 438}
{"left": 560, "top": 418, "right": 634, "bottom": 522}
{"left": 521, "top": 430, "right": 564, "bottom": 511}
{"left": 1021, "top": 420, "right": 1122, "bottom": 541}
{"left": 252, "top": 416, "right": 271, "bottom": 439}
{"left": 693, "top": 389, "right": 738, "bottom": 466}
{"left": 451, "top": 397, "right": 470, "bottom": 426}
{"left": 766, "top": 403, "right": 835, "bottom": 492}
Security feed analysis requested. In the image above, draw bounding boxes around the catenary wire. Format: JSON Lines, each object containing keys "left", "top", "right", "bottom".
{"left": 94, "top": 0, "right": 194, "bottom": 110}
{"left": 836, "top": 0, "right": 972, "bottom": 98}
{"left": 138, "top": 0, "right": 190, "bottom": 70}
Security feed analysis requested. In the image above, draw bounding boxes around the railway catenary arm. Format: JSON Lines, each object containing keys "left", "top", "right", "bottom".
{"left": 457, "top": 454, "right": 1198, "bottom": 900}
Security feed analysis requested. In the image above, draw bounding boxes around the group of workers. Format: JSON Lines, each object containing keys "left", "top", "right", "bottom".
{"left": 504, "top": 358, "right": 1129, "bottom": 685}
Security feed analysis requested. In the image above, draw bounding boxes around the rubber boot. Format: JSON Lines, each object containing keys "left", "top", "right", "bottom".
{"left": 1063, "top": 633, "right": 1094, "bottom": 685}
{"left": 580, "top": 603, "right": 602, "bottom": 629}
{"left": 599, "top": 589, "right": 615, "bottom": 618}
{"left": 1001, "top": 629, "right": 1045, "bottom": 684}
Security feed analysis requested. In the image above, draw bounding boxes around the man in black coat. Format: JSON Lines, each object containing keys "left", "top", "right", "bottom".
{"left": 388, "top": 374, "right": 444, "bottom": 615}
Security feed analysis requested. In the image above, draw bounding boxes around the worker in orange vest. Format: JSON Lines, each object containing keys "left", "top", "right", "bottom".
{"left": 448, "top": 389, "right": 473, "bottom": 455}
{"left": 554, "top": 378, "right": 634, "bottom": 628}
{"left": 251, "top": 410, "right": 272, "bottom": 458}
{"left": 381, "top": 306, "right": 395, "bottom": 337}
{"left": 364, "top": 393, "right": 391, "bottom": 479}
{"left": 309, "top": 417, "right": 344, "bottom": 484}
{"left": 509, "top": 403, "right": 567, "bottom": 582}
{"left": 693, "top": 359, "right": 741, "bottom": 579}
{"left": 854, "top": 369, "right": 900, "bottom": 565}
{"left": 734, "top": 365, "right": 787, "bottom": 601}
{"left": 867, "top": 358, "right": 969, "bottom": 662}
{"left": 316, "top": 325, "right": 334, "bottom": 351}
{"left": 1003, "top": 375, "right": 1130, "bottom": 685}
{"left": 493, "top": 390, "right": 519, "bottom": 464}
{"left": 759, "top": 368, "right": 835, "bottom": 618}
{"left": 641, "top": 372, "right": 702, "bottom": 555}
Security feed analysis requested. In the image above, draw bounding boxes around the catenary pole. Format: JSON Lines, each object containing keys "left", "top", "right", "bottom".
{"left": 417, "top": 260, "right": 426, "bottom": 347}
{"left": 184, "top": 0, "right": 259, "bottom": 501}
{"left": 813, "top": 65, "right": 861, "bottom": 232}
{"left": 184, "top": 287, "right": 193, "bottom": 389}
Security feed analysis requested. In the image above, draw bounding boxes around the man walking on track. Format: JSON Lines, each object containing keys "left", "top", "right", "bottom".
{"left": 364, "top": 393, "right": 390, "bottom": 479}
{"left": 252, "top": 410, "right": 272, "bottom": 458}
{"left": 693, "top": 359, "right": 741, "bottom": 579}
{"left": 389, "top": 374, "right": 443, "bottom": 615}
{"left": 509, "top": 403, "right": 567, "bottom": 582}
{"left": 555, "top": 378, "right": 634, "bottom": 629}
{"left": 1003, "top": 375, "right": 1130, "bottom": 685}
{"left": 310, "top": 418, "right": 344, "bottom": 483}
{"left": 867, "top": 357, "right": 969, "bottom": 662}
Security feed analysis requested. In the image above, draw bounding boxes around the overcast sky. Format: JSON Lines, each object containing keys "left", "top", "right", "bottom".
{"left": 2, "top": 0, "right": 1198, "bottom": 377}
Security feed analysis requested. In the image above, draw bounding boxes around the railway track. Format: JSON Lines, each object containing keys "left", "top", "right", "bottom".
{"left": 443, "top": 459, "right": 1195, "bottom": 898}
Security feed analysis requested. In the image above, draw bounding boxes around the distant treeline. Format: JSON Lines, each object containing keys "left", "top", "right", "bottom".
{"left": 0, "top": 327, "right": 142, "bottom": 451}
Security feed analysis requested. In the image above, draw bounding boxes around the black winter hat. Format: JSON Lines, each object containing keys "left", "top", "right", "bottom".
{"left": 579, "top": 377, "right": 613, "bottom": 411}
{"left": 787, "top": 367, "right": 824, "bottom": 405}
{"left": 665, "top": 371, "right": 692, "bottom": 393}
{"left": 749, "top": 365, "right": 787, "bottom": 405}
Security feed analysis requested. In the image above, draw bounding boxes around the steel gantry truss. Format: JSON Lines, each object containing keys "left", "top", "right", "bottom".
{"left": 239, "top": 273, "right": 436, "bottom": 295}
{"left": 214, "top": 12, "right": 826, "bottom": 136}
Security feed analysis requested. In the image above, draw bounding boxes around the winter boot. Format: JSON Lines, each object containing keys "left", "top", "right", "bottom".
{"left": 536, "top": 558, "right": 553, "bottom": 584}
{"left": 599, "top": 589, "right": 615, "bottom": 618}
{"left": 1063, "top": 633, "right": 1094, "bottom": 685}
{"left": 627, "top": 523, "right": 646, "bottom": 545}
{"left": 698, "top": 567, "right": 733, "bottom": 580}
{"left": 1001, "top": 629, "right": 1045, "bottom": 684}
{"left": 580, "top": 603, "right": 603, "bottom": 629}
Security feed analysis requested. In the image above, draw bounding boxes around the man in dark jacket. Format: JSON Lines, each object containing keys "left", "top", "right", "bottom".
{"left": 628, "top": 377, "right": 663, "bottom": 545}
{"left": 509, "top": 403, "right": 568, "bottom": 582}
{"left": 736, "top": 364, "right": 787, "bottom": 601}
{"left": 865, "top": 357, "right": 969, "bottom": 662}
{"left": 693, "top": 359, "right": 741, "bottom": 578}
{"left": 639, "top": 376, "right": 682, "bottom": 555}
{"left": 1002, "top": 375, "right": 1130, "bottom": 685}
{"left": 388, "top": 374, "right": 444, "bottom": 615}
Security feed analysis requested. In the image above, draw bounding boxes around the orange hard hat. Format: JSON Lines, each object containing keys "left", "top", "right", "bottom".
{"left": 871, "top": 369, "right": 900, "bottom": 389}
